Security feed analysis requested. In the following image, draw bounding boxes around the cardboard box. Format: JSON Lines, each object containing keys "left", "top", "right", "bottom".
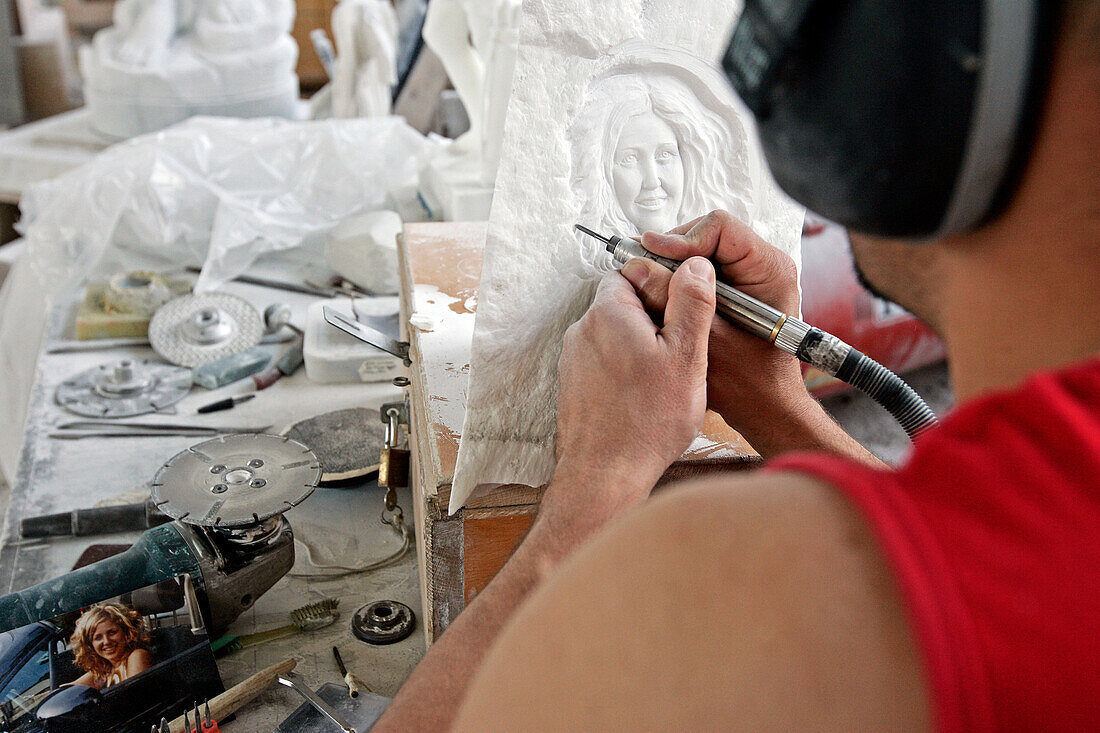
{"left": 16, "top": 39, "right": 74, "bottom": 121}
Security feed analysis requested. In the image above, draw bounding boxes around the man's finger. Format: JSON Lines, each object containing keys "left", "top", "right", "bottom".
{"left": 643, "top": 211, "right": 798, "bottom": 311}
{"left": 592, "top": 269, "right": 638, "bottom": 307}
{"left": 641, "top": 210, "right": 749, "bottom": 260}
{"left": 588, "top": 270, "right": 654, "bottom": 331}
{"left": 664, "top": 214, "right": 708, "bottom": 237}
{"left": 621, "top": 258, "right": 673, "bottom": 314}
{"left": 660, "top": 257, "right": 716, "bottom": 356}
{"left": 640, "top": 228, "right": 711, "bottom": 261}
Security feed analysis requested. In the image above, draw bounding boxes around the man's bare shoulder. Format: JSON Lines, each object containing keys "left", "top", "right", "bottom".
{"left": 454, "top": 470, "right": 931, "bottom": 731}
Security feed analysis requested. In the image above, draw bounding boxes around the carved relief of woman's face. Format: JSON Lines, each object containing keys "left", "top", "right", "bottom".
{"left": 611, "top": 112, "right": 684, "bottom": 234}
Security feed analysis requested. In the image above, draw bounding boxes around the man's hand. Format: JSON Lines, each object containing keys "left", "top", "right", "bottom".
{"left": 373, "top": 256, "right": 716, "bottom": 733}
{"left": 546, "top": 256, "right": 717, "bottom": 529}
{"left": 622, "top": 211, "right": 807, "bottom": 445}
{"left": 627, "top": 210, "right": 879, "bottom": 463}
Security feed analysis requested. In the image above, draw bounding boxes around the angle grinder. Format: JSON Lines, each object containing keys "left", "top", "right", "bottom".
{"left": 0, "top": 434, "right": 321, "bottom": 636}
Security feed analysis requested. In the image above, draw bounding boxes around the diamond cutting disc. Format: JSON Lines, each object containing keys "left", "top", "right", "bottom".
{"left": 149, "top": 293, "right": 263, "bottom": 367}
{"left": 152, "top": 433, "right": 321, "bottom": 528}
{"left": 55, "top": 359, "right": 191, "bottom": 417}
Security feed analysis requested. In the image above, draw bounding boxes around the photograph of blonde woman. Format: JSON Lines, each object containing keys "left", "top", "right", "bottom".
{"left": 68, "top": 603, "right": 153, "bottom": 690}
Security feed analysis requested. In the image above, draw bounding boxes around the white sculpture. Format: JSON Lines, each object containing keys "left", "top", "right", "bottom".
{"left": 79, "top": 0, "right": 299, "bottom": 138}
{"left": 569, "top": 68, "right": 755, "bottom": 242}
{"left": 419, "top": 0, "right": 521, "bottom": 219}
{"left": 330, "top": 0, "right": 399, "bottom": 118}
{"left": 449, "top": 19, "right": 806, "bottom": 511}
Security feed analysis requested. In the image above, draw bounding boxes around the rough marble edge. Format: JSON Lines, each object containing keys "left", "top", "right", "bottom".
{"left": 448, "top": 435, "right": 556, "bottom": 514}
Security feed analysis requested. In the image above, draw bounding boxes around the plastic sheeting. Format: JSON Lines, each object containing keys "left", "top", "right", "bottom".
{"left": 0, "top": 115, "right": 436, "bottom": 481}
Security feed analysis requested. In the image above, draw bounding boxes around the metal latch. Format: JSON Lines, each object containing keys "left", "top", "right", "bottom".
{"left": 378, "top": 399, "right": 410, "bottom": 495}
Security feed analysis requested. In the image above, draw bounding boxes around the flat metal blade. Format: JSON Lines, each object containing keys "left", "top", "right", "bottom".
{"left": 323, "top": 306, "right": 410, "bottom": 365}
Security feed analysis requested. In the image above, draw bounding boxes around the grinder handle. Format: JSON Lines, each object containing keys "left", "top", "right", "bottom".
{"left": 0, "top": 524, "right": 200, "bottom": 633}
{"left": 20, "top": 499, "right": 169, "bottom": 538}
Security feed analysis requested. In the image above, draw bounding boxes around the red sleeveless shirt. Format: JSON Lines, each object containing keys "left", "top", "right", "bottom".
{"left": 770, "top": 358, "right": 1100, "bottom": 731}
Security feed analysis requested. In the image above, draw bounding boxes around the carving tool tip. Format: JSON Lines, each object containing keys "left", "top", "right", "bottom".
{"left": 574, "top": 224, "right": 611, "bottom": 243}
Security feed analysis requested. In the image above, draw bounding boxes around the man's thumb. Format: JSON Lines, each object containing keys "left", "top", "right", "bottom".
{"left": 662, "top": 257, "right": 716, "bottom": 354}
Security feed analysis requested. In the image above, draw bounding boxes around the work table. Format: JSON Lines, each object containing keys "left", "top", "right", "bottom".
{"left": 0, "top": 276, "right": 426, "bottom": 729}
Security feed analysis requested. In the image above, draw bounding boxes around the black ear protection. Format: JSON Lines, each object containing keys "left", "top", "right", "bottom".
{"left": 722, "top": 0, "right": 1053, "bottom": 239}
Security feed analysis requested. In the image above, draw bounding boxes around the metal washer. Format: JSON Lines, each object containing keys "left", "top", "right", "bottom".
{"left": 149, "top": 293, "right": 262, "bottom": 367}
{"left": 152, "top": 433, "right": 322, "bottom": 528}
{"left": 55, "top": 359, "right": 191, "bottom": 418}
{"left": 352, "top": 600, "right": 415, "bottom": 645}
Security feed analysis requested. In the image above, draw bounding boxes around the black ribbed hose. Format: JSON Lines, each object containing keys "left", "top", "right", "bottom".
{"left": 831, "top": 348, "right": 939, "bottom": 439}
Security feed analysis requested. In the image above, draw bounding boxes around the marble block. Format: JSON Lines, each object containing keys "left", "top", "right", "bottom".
{"left": 450, "top": 0, "right": 805, "bottom": 512}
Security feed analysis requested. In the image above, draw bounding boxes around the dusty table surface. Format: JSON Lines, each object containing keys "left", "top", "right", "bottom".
{"left": 0, "top": 277, "right": 426, "bottom": 730}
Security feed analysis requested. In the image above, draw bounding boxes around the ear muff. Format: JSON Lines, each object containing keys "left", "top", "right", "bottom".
{"left": 723, "top": 0, "right": 1051, "bottom": 239}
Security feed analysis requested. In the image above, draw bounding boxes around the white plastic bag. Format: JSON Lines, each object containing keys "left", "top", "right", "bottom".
{"left": 0, "top": 115, "right": 436, "bottom": 480}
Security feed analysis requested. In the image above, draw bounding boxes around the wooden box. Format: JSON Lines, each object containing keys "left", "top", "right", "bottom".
{"left": 398, "top": 222, "right": 760, "bottom": 642}
{"left": 292, "top": 0, "right": 337, "bottom": 90}
{"left": 59, "top": 0, "right": 116, "bottom": 35}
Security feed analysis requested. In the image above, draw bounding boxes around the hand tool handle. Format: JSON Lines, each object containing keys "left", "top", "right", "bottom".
{"left": 235, "top": 623, "right": 300, "bottom": 648}
{"left": 252, "top": 337, "right": 305, "bottom": 389}
{"left": 276, "top": 337, "right": 304, "bottom": 376}
{"left": 197, "top": 398, "right": 236, "bottom": 414}
{"left": 198, "top": 394, "right": 255, "bottom": 413}
{"left": 20, "top": 499, "right": 168, "bottom": 538}
{"left": 167, "top": 658, "right": 297, "bottom": 733}
{"left": 50, "top": 431, "right": 226, "bottom": 440}
{"left": 251, "top": 365, "right": 282, "bottom": 390}
{"left": 344, "top": 672, "right": 360, "bottom": 698}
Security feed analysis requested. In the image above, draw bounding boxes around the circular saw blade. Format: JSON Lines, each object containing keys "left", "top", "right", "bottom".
{"left": 152, "top": 433, "right": 321, "bottom": 528}
{"left": 149, "top": 293, "right": 262, "bottom": 367}
{"left": 55, "top": 359, "right": 191, "bottom": 418}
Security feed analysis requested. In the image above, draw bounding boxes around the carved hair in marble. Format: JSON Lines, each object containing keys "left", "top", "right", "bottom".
{"left": 570, "top": 66, "right": 754, "bottom": 258}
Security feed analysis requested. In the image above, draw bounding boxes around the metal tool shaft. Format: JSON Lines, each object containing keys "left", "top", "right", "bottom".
{"left": 588, "top": 229, "right": 819, "bottom": 364}
{"left": 278, "top": 672, "right": 356, "bottom": 733}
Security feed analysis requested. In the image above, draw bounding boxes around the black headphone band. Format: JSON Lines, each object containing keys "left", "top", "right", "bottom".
{"left": 937, "top": 0, "right": 1042, "bottom": 236}
{"left": 723, "top": 0, "right": 1054, "bottom": 239}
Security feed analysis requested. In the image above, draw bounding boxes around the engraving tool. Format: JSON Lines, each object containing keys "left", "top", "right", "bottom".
{"left": 576, "top": 224, "right": 938, "bottom": 438}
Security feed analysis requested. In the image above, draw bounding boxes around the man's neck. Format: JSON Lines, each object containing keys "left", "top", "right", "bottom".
{"left": 938, "top": 23, "right": 1100, "bottom": 402}
{"left": 940, "top": 216, "right": 1099, "bottom": 402}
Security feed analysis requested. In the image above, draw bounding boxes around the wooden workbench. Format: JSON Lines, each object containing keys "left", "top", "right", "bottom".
{"left": 399, "top": 222, "right": 760, "bottom": 642}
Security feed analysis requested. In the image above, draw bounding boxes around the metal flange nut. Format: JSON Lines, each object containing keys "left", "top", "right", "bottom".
{"left": 352, "top": 600, "right": 416, "bottom": 645}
